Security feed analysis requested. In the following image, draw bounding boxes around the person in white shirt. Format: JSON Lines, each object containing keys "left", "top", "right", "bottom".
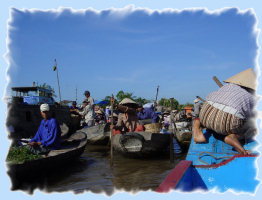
{"left": 77, "top": 100, "right": 94, "bottom": 127}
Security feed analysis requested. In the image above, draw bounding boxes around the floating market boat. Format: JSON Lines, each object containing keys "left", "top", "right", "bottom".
{"left": 7, "top": 131, "right": 88, "bottom": 179}
{"left": 156, "top": 129, "right": 259, "bottom": 193}
{"left": 76, "top": 123, "right": 110, "bottom": 145}
{"left": 6, "top": 84, "right": 73, "bottom": 139}
{"left": 112, "top": 131, "right": 170, "bottom": 157}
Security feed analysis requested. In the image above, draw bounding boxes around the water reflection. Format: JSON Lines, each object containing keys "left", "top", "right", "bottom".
{"left": 10, "top": 144, "right": 185, "bottom": 195}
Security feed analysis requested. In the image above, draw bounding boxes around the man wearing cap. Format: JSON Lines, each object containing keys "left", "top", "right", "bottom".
{"left": 194, "top": 68, "right": 257, "bottom": 155}
{"left": 77, "top": 100, "right": 94, "bottom": 127}
{"left": 28, "top": 103, "right": 61, "bottom": 153}
{"left": 111, "top": 97, "right": 144, "bottom": 134}
{"left": 84, "top": 90, "right": 94, "bottom": 108}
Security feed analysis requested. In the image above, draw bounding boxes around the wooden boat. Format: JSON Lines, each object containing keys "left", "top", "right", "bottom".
{"left": 7, "top": 131, "right": 88, "bottom": 179}
{"left": 76, "top": 123, "right": 110, "bottom": 145}
{"left": 156, "top": 129, "right": 259, "bottom": 193}
{"left": 112, "top": 131, "right": 170, "bottom": 157}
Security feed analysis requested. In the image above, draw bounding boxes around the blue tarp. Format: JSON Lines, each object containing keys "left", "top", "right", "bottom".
{"left": 94, "top": 100, "right": 109, "bottom": 105}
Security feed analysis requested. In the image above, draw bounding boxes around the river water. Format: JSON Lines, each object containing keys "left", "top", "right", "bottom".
{"left": 12, "top": 144, "right": 186, "bottom": 195}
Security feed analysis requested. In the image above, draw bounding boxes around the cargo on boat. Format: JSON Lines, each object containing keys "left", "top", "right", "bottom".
{"left": 7, "top": 131, "right": 88, "bottom": 179}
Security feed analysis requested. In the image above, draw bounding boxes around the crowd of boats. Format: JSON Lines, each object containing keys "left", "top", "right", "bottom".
{"left": 5, "top": 68, "right": 259, "bottom": 193}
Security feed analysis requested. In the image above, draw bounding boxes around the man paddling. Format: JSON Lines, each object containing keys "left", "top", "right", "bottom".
{"left": 193, "top": 68, "right": 257, "bottom": 155}
{"left": 28, "top": 103, "right": 61, "bottom": 154}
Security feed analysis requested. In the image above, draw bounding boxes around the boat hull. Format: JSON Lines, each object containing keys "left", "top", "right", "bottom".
{"left": 76, "top": 123, "right": 110, "bottom": 145}
{"left": 157, "top": 129, "right": 259, "bottom": 193}
{"left": 112, "top": 132, "right": 170, "bottom": 157}
{"left": 7, "top": 132, "right": 88, "bottom": 179}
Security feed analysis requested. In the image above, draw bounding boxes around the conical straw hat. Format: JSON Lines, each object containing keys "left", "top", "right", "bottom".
{"left": 119, "top": 98, "right": 137, "bottom": 105}
{"left": 224, "top": 68, "right": 257, "bottom": 90}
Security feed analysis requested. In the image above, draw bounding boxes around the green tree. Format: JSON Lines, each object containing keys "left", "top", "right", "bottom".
{"left": 39, "top": 83, "right": 57, "bottom": 98}
{"left": 158, "top": 97, "right": 179, "bottom": 110}
{"left": 135, "top": 97, "right": 150, "bottom": 105}
{"left": 116, "top": 90, "right": 136, "bottom": 102}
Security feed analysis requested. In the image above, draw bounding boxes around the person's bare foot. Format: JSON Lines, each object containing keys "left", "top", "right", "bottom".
{"left": 224, "top": 134, "right": 251, "bottom": 155}
{"left": 193, "top": 119, "right": 206, "bottom": 143}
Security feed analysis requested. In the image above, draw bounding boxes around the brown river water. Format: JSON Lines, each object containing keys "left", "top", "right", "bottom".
{"left": 11, "top": 144, "right": 186, "bottom": 195}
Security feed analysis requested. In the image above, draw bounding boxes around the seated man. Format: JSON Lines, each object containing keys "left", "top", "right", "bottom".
{"left": 137, "top": 103, "right": 159, "bottom": 123}
{"left": 28, "top": 103, "right": 61, "bottom": 154}
{"left": 194, "top": 68, "right": 257, "bottom": 155}
{"left": 69, "top": 101, "right": 80, "bottom": 115}
{"left": 111, "top": 97, "right": 144, "bottom": 134}
{"left": 77, "top": 100, "right": 94, "bottom": 127}
{"left": 94, "top": 109, "right": 106, "bottom": 125}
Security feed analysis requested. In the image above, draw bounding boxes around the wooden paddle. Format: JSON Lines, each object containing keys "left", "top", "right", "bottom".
{"left": 213, "top": 76, "right": 224, "bottom": 88}
{"left": 155, "top": 85, "right": 160, "bottom": 104}
{"left": 196, "top": 96, "right": 206, "bottom": 103}
{"left": 169, "top": 98, "right": 174, "bottom": 163}
{"left": 110, "top": 94, "right": 114, "bottom": 167}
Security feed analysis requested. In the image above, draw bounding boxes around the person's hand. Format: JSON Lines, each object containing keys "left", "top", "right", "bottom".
{"left": 28, "top": 142, "right": 35, "bottom": 146}
{"left": 110, "top": 125, "right": 115, "bottom": 129}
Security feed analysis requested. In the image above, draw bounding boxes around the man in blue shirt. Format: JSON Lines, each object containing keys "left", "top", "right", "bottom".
{"left": 28, "top": 103, "right": 61, "bottom": 153}
{"left": 137, "top": 103, "right": 159, "bottom": 123}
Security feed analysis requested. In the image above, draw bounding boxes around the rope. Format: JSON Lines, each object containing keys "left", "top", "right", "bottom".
{"left": 198, "top": 151, "right": 233, "bottom": 165}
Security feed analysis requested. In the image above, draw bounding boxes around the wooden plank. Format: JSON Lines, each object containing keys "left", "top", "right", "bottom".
{"left": 156, "top": 160, "right": 192, "bottom": 193}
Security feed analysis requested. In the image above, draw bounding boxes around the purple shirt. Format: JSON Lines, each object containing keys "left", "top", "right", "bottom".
{"left": 30, "top": 118, "right": 61, "bottom": 149}
{"left": 137, "top": 107, "right": 158, "bottom": 123}
{"left": 206, "top": 83, "right": 255, "bottom": 119}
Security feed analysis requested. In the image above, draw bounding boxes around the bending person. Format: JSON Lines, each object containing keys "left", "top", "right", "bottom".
{"left": 194, "top": 68, "right": 257, "bottom": 155}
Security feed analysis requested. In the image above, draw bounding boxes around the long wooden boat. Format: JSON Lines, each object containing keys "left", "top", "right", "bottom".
{"left": 156, "top": 129, "right": 259, "bottom": 193}
{"left": 76, "top": 123, "right": 110, "bottom": 145}
{"left": 112, "top": 132, "right": 170, "bottom": 157}
{"left": 7, "top": 131, "right": 88, "bottom": 179}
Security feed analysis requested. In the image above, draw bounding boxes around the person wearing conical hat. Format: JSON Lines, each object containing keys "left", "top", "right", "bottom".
{"left": 111, "top": 97, "right": 144, "bottom": 135}
{"left": 94, "top": 109, "right": 105, "bottom": 125}
{"left": 193, "top": 68, "right": 257, "bottom": 155}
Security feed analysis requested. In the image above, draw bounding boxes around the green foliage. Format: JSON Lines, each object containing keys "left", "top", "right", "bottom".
{"left": 116, "top": 90, "right": 136, "bottom": 102}
{"left": 158, "top": 98, "right": 179, "bottom": 110}
{"left": 135, "top": 97, "right": 150, "bottom": 105}
{"left": 179, "top": 102, "right": 194, "bottom": 110}
{"left": 39, "top": 82, "right": 57, "bottom": 98}
{"left": 6, "top": 146, "right": 42, "bottom": 164}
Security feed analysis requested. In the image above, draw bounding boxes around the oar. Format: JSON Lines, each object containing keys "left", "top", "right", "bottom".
{"left": 169, "top": 98, "right": 175, "bottom": 163}
{"left": 196, "top": 96, "right": 206, "bottom": 103}
{"left": 155, "top": 85, "right": 160, "bottom": 104}
{"left": 110, "top": 94, "right": 114, "bottom": 167}
{"left": 213, "top": 76, "right": 224, "bottom": 88}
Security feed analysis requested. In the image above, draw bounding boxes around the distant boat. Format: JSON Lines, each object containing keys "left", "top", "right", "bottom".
{"left": 156, "top": 129, "right": 259, "bottom": 193}
{"left": 6, "top": 85, "right": 72, "bottom": 139}
{"left": 76, "top": 123, "right": 110, "bottom": 145}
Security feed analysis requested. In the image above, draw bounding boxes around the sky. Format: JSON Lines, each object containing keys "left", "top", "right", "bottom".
{"left": 1, "top": 1, "right": 262, "bottom": 200}
{"left": 5, "top": 6, "right": 258, "bottom": 104}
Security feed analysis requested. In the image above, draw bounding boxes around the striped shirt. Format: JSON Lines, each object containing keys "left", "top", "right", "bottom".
{"left": 206, "top": 83, "right": 255, "bottom": 119}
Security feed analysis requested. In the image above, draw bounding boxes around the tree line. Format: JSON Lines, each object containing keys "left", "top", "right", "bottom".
{"left": 102, "top": 90, "right": 193, "bottom": 110}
